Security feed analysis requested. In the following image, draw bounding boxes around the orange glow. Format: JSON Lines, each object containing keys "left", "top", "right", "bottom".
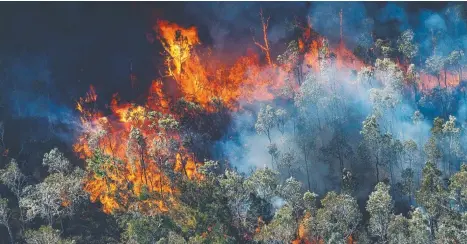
{"left": 419, "top": 71, "right": 465, "bottom": 90}
{"left": 335, "top": 42, "right": 365, "bottom": 71}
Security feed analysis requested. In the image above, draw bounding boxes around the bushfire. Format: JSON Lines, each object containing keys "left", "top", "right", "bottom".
{"left": 74, "top": 14, "right": 465, "bottom": 218}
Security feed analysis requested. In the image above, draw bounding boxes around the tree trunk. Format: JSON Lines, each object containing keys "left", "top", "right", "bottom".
{"left": 459, "top": 67, "right": 462, "bottom": 83}
{"left": 304, "top": 151, "right": 311, "bottom": 190}
{"left": 315, "top": 105, "right": 321, "bottom": 130}
{"left": 6, "top": 224, "right": 14, "bottom": 244}
{"left": 430, "top": 217, "right": 437, "bottom": 241}
{"left": 389, "top": 161, "right": 394, "bottom": 184}
{"left": 270, "top": 154, "right": 275, "bottom": 169}
{"left": 413, "top": 83, "right": 418, "bottom": 107}
{"left": 444, "top": 69, "right": 447, "bottom": 88}
{"left": 338, "top": 151, "right": 344, "bottom": 188}
{"left": 375, "top": 156, "right": 380, "bottom": 182}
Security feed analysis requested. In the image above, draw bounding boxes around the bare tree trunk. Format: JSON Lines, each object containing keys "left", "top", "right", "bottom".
{"left": 460, "top": 67, "right": 463, "bottom": 82}
{"left": 375, "top": 156, "right": 380, "bottom": 182}
{"left": 444, "top": 69, "right": 447, "bottom": 88}
{"left": 6, "top": 224, "right": 14, "bottom": 244}
{"left": 304, "top": 151, "right": 311, "bottom": 190}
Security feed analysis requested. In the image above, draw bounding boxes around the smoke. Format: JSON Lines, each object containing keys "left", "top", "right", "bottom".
{"left": 378, "top": 3, "right": 410, "bottom": 31}
{"left": 0, "top": 55, "right": 81, "bottom": 144}
{"left": 182, "top": 2, "right": 309, "bottom": 61}
{"left": 214, "top": 3, "right": 467, "bottom": 198}
{"left": 309, "top": 2, "right": 374, "bottom": 49}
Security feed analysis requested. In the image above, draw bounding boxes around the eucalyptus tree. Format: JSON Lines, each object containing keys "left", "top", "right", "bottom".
{"left": 406, "top": 64, "right": 420, "bottom": 103}
{"left": 255, "top": 204, "right": 297, "bottom": 243}
{"left": 302, "top": 191, "right": 320, "bottom": 243}
{"left": 267, "top": 143, "right": 280, "bottom": 169}
{"left": 316, "top": 192, "right": 361, "bottom": 244}
{"left": 244, "top": 168, "right": 279, "bottom": 204}
{"left": 219, "top": 170, "right": 250, "bottom": 233}
{"left": 278, "top": 149, "right": 298, "bottom": 178}
{"left": 357, "top": 66, "right": 375, "bottom": 88}
{"left": 321, "top": 128, "right": 353, "bottom": 187}
{"left": 366, "top": 182, "right": 393, "bottom": 243}
{"left": 408, "top": 208, "right": 431, "bottom": 244}
{"left": 424, "top": 117, "right": 444, "bottom": 168}
{"left": 277, "top": 40, "right": 302, "bottom": 86}
{"left": 0, "top": 159, "right": 28, "bottom": 225}
{"left": 412, "top": 110, "right": 425, "bottom": 147}
{"left": 20, "top": 149, "right": 87, "bottom": 226}
{"left": 388, "top": 214, "right": 410, "bottom": 244}
{"left": 449, "top": 164, "right": 467, "bottom": 211}
{"left": 24, "top": 226, "right": 74, "bottom": 244}
{"left": 397, "top": 29, "right": 419, "bottom": 65}
{"left": 0, "top": 197, "right": 14, "bottom": 244}
{"left": 402, "top": 139, "right": 419, "bottom": 170}
{"left": 0, "top": 159, "right": 27, "bottom": 202}
{"left": 416, "top": 161, "right": 448, "bottom": 240}
{"left": 441, "top": 115, "right": 462, "bottom": 175}
{"left": 279, "top": 177, "right": 303, "bottom": 227}
{"left": 375, "top": 58, "right": 404, "bottom": 92}
{"left": 360, "top": 115, "right": 393, "bottom": 182}
{"left": 295, "top": 117, "right": 314, "bottom": 190}
{"left": 447, "top": 50, "right": 464, "bottom": 83}
{"left": 425, "top": 55, "right": 445, "bottom": 87}
{"left": 436, "top": 212, "right": 467, "bottom": 244}
{"left": 42, "top": 148, "right": 71, "bottom": 174}
{"left": 275, "top": 108, "right": 288, "bottom": 136}
{"left": 255, "top": 104, "right": 277, "bottom": 143}
{"left": 295, "top": 73, "right": 325, "bottom": 129}
{"left": 401, "top": 168, "right": 416, "bottom": 203}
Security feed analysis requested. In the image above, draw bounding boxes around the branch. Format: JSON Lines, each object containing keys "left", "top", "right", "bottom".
{"left": 252, "top": 8, "right": 273, "bottom": 66}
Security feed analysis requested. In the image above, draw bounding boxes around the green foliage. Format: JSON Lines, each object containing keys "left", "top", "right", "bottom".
{"left": 425, "top": 55, "right": 445, "bottom": 83}
{"left": 397, "top": 29, "right": 419, "bottom": 62}
{"left": 85, "top": 149, "right": 114, "bottom": 178}
{"left": 388, "top": 214, "right": 410, "bottom": 244}
{"left": 449, "top": 164, "right": 467, "bottom": 211}
{"left": 0, "top": 159, "right": 27, "bottom": 199}
{"left": 244, "top": 168, "right": 279, "bottom": 202}
{"left": 316, "top": 192, "right": 361, "bottom": 243}
{"left": 255, "top": 205, "right": 297, "bottom": 243}
{"left": 416, "top": 161, "right": 448, "bottom": 240}
{"left": 255, "top": 104, "right": 277, "bottom": 143}
{"left": 408, "top": 208, "right": 431, "bottom": 244}
{"left": 123, "top": 215, "right": 170, "bottom": 244}
{"left": 400, "top": 168, "right": 415, "bottom": 199}
{"left": 158, "top": 115, "right": 180, "bottom": 132}
{"left": 366, "top": 182, "right": 393, "bottom": 243}
{"left": 24, "top": 226, "right": 75, "bottom": 244}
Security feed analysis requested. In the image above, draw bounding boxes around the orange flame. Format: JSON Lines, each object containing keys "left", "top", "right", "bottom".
{"left": 74, "top": 82, "right": 201, "bottom": 214}
{"left": 154, "top": 20, "right": 291, "bottom": 110}
{"left": 156, "top": 20, "right": 200, "bottom": 76}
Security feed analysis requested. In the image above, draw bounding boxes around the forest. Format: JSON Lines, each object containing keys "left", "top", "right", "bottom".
{"left": 1, "top": 2, "right": 467, "bottom": 244}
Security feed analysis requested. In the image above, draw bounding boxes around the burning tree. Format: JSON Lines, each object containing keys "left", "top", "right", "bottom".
{"left": 74, "top": 83, "right": 202, "bottom": 215}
